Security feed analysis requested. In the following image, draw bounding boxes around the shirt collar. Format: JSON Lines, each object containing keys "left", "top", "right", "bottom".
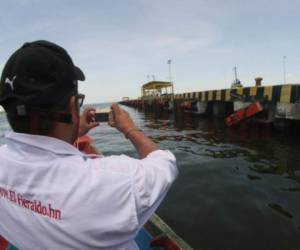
{"left": 5, "top": 131, "right": 82, "bottom": 156}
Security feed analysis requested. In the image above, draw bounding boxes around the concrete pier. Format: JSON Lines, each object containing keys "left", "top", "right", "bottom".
{"left": 120, "top": 83, "right": 300, "bottom": 129}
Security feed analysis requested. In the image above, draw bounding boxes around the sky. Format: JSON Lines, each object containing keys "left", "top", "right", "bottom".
{"left": 1, "top": 0, "right": 300, "bottom": 104}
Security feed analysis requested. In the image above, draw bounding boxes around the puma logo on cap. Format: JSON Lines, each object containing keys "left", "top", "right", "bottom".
{"left": 5, "top": 76, "right": 16, "bottom": 90}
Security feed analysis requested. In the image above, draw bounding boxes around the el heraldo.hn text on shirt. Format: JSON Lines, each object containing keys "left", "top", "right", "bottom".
{"left": 0, "top": 186, "right": 61, "bottom": 220}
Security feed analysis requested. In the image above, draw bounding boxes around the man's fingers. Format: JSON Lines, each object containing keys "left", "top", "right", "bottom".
{"left": 83, "top": 107, "right": 96, "bottom": 116}
{"left": 108, "top": 112, "right": 115, "bottom": 127}
{"left": 81, "top": 107, "right": 96, "bottom": 123}
{"left": 111, "top": 103, "right": 121, "bottom": 115}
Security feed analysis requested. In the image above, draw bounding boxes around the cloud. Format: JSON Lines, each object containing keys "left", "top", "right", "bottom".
{"left": 14, "top": 0, "right": 43, "bottom": 3}
{"left": 141, "top": 0, "right": 207, "bottom": 19}
{"left": 69, "top": 18, "right": 222, "bottom": 65}
{"left": 151, "top": 33, "right": 221, "bottom": 53}
{"left": 71, "top": 33, "right": 219, "bottom": 62}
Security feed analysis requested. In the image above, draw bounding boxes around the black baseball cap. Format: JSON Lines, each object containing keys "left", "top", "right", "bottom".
{"left": 0, "top": 40, "right": 85, "bottom": 113}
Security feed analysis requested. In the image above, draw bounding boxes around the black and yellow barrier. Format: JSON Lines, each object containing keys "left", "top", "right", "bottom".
{"left": 174, "top": 84, "right": 300, "bottom": 104}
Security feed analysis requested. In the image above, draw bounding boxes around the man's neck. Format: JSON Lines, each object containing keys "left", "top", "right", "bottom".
{"left": 50, "top": 123, "right": 76, "bottom": 145}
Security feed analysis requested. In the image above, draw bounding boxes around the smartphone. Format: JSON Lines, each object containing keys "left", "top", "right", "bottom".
{"left": 94, "top": 108, "right": 110, "bottom": 122}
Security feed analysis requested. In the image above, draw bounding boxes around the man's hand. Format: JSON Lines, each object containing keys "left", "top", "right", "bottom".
{"left": 78, "top": 107, "right": 99, "bottom": 137}
{"left": 109, "top": 104, "right": 136, "bottom": 134}
{"left": 109, "top": 104, "right": 159, "bottom": 158}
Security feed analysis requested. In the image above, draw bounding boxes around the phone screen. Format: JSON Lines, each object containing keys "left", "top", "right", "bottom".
{"left": 95, "top": 112, "right": 109, "bottom": 122}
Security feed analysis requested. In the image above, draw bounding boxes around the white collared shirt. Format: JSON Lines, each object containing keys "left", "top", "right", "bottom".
{"left": 0, "top": 132, "right": 178, "bottom": 250}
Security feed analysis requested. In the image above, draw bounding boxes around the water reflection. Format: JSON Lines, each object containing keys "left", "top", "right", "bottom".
{"left": 137, "top": 109, "right": 300, "bottom": 250}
